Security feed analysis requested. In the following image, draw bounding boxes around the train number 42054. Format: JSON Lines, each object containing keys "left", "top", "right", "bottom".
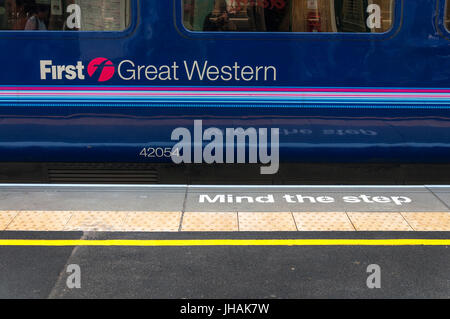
{"left": 139, "top": 147, "right": 180, "bottom": 158}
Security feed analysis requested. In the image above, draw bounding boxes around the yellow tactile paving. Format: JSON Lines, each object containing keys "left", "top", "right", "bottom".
{"left": 238, "top": 212, "right": 297, "bottom": 231}
{"left": 1, "top": 210, "right": 449, "bottom": 232}
{"left": 65, "top": 211, "right": 128, "bottom": 231}
{"left": 0, "top": 211, "right": 18, "bottom": 230}
{"left": 402, "top": 212, "right": 450, "bottom": 231}
{"left": 182, "top": 212, "right": 238, "bottom": 232}
{"left": 293, "top": 212, "right": 355, "bottom": 231}
{"left": 122, "top": 212, "right": 181, "bottom": 232}
{"left": 7, "top": 211, "right": 72, "bottom": 231}
{"left": 347, "top": 212, "right": 413, "bottom": 231}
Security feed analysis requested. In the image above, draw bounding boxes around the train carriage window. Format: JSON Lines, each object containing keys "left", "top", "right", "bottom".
{"left": 0, "top": 0, "right": 131, "bottom": 31}
{"left": 182, "top": 0, "right": 394, "bottom": 33}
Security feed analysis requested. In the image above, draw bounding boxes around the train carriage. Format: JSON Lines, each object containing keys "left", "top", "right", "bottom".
{"left": 0, "top": 0, "right": 449, "bottom": 184}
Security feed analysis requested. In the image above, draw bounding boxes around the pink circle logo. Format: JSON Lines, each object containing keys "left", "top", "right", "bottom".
{"left": 87, "top": 58, "right": 115, "bottom": 82}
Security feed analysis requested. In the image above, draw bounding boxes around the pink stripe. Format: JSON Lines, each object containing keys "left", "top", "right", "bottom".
{"left": 2, "top": 86, "right": 450, "bottom": 93}
{"left": 3, "top": 92, "right": 450, "bottom": 99}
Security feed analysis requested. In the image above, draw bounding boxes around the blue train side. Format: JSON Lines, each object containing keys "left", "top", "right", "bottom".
{"left": 0, "top": 0, "right": 449, "bottom": 169}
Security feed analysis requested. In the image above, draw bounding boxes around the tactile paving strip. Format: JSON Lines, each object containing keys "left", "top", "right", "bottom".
{"left": 402, "top": 212, "right": 450, "bottom": 231}
{"left": 123, "top": 212, "right": 181, "bottom": 232}
{"left": 1, "top": 211, "right": 449, "bottom": 232}
{"left": 347, "top": 212, "right": 413, "bottom": 231}
{"left": 238, "top": 212, "right": 298, "bottom": 231}
{"left": 64, "top": 211, "right": 128, "bottom": 231}
{"left": 293, "top": 212, "right": 355, "bottom": 231}
{"left": 0, "top": 211, "right": 18, "bottom": 230}
{"left": 182, "top": 212, "right": 238, "bottom": 232}
{"left": 7, "top": 211, "right": 72, "bottom": 231}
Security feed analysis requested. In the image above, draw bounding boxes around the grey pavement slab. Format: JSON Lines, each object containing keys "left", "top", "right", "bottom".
{"left": 185, "top": 186, "right": 450, "bottom": 212}
{"left": 427, "top": 186, "right": 450, "bottom": 210}
{"left": 0, "top": 185, "right": 187, "bottom": 212}
{"left": 0, "top": 185, "right": 449, "bottom": 213}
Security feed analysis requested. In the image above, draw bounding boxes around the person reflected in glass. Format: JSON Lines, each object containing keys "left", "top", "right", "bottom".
{"left": 24, "top": 4, "right": 48, "bottom": 30}
{"left": 12, "top": 0, "right": 28, "bottom": 30}
{"left": 203, "top": 0, "right": 236, "bottom": 31}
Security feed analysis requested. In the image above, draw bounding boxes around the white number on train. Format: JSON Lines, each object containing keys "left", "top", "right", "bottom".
{"left": 140, "top": 147, "right": 179, "bottom": 158}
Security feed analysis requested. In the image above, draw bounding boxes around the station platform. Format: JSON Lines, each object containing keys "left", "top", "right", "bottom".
{"left": 0, "top": 184, "right": 449, "bottom": 299}
{"left": 0, "top": 184, "right": 449, "bottom": 233}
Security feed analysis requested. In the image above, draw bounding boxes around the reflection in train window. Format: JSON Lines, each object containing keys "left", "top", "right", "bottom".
{"left": 182, "top": 0, "right": 394, "bottom": 33}
{"left": 0, "top": 0, "right": 131, "bottom": 31}
{"left": 446, "top": 0, "right": 450, "bottom": 31}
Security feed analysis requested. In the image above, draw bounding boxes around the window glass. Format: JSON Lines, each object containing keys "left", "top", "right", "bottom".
{"left": 182, "top": 0, "right": 394, "bottom": 33}
{"left": 0, "top": 0, "right": 131, "bottom": 31}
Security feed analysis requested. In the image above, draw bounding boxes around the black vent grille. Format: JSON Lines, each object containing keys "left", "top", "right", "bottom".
{"left": 46, "top": 163, "right": 159, "bottom": 184}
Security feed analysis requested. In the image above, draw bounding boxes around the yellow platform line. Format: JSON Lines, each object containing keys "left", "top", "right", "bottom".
{"left": 0, "top": 239, "right": 449, "bottom": 247}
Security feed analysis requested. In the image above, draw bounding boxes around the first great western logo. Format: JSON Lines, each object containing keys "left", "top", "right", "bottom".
{"left": 40, "top": 57, "right": 115, "bottom": 82}
{"left": 40, "top": 59, "right": 278, "bottom": 82}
